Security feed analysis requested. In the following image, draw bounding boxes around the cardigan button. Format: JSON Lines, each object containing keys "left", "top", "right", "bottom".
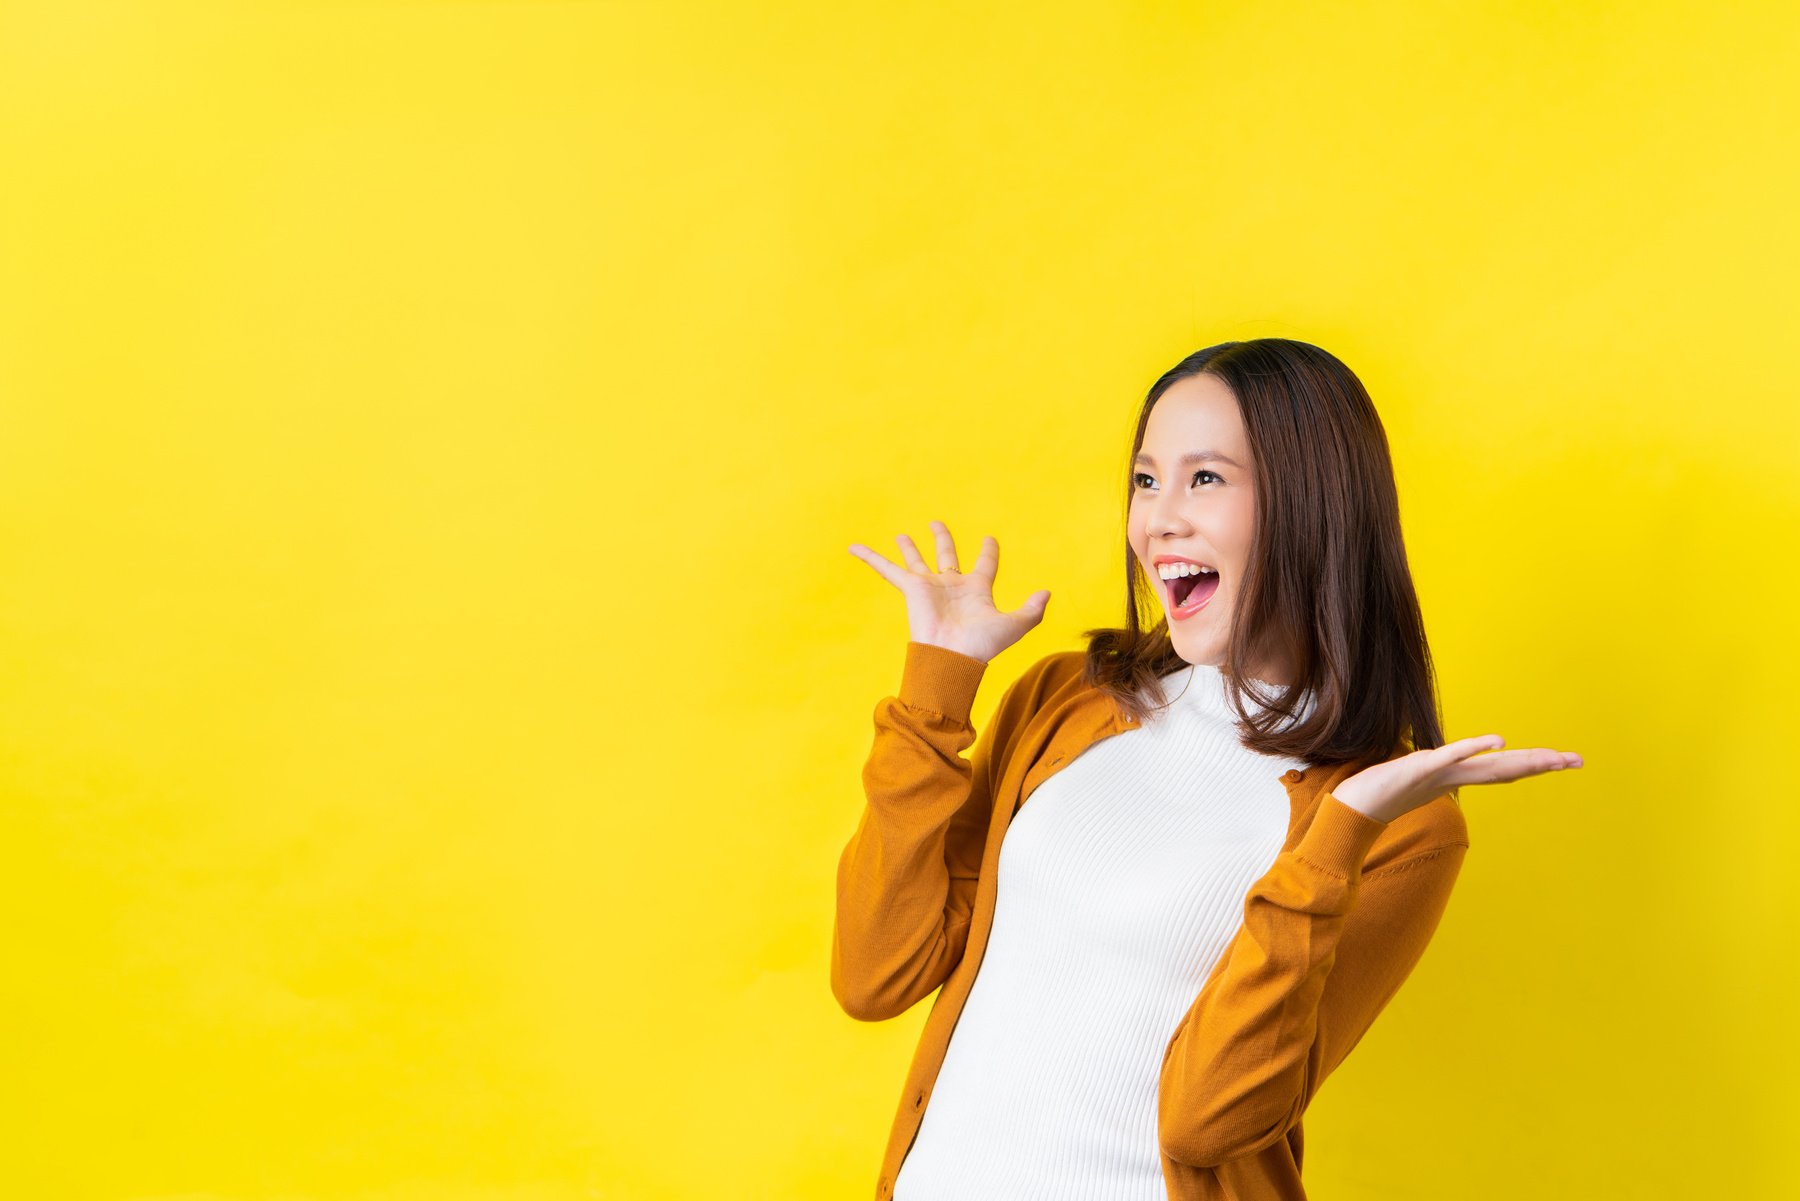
{"left": 1284, "top": 769, "right": 1304, "bottom": 782}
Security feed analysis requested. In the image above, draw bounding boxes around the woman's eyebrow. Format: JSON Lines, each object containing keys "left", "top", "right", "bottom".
{"left": 1133, "top": 449, "right": 1245, "bottom": 469}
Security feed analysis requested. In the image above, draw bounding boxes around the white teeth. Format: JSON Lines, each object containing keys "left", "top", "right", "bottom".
{"left": 1156, "top": 561, "right": 1217, "bottom": 580}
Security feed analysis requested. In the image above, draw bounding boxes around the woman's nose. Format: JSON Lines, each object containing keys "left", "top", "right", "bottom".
{"left": 1149, "top": 497, "right": 1189, "bottom": 534}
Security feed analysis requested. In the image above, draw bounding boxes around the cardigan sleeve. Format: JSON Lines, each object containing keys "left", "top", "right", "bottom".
{"left": 1156, "top": 791, "right": 1470, "bottom": 1167}
{"left": 830, "top": 641, "right": 1046, "bottom": 1023}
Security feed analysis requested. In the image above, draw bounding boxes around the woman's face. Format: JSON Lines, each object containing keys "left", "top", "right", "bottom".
{"left": 1127, "top": 373, "right": 1285, "bottom": 684}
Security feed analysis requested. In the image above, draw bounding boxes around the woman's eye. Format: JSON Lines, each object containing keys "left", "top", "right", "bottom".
{"left": 1131, "top": 470, "right": 1221, "bottom": 489}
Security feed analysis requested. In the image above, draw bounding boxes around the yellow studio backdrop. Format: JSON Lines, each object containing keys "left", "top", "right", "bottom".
{"left": 1, "top": 1, "right": 1794, "bottom": 1198}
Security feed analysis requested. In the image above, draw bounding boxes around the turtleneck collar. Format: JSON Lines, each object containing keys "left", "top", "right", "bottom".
{"left": 1154, "top": 661, "right": 1316, "bottom": 725}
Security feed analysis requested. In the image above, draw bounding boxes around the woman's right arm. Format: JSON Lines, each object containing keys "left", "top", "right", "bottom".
{"left": 830, "top": 520, "right": 1055, "bottom": 1022}
{"left": 830, "top": 640, "right": 1049, "bottom": 1022}
{"left": 830, "top": 641, "right": 991, "bottom": 1021}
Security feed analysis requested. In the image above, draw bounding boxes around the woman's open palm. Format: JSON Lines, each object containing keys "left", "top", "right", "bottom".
{"left": 1335, "top": 734, "right": 1585, "bottom": 824}
{"left": 848, "top": 519, "right": 1050, "bottom": 664}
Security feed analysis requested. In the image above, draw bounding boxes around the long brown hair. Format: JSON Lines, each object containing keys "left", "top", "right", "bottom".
{"left": 1080, "top": 338, "right": 1445, "bottom": 769}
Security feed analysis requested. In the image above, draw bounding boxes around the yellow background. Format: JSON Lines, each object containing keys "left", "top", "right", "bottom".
{"left": 2, "top": 2, "right": 1795, "bottom": 1198}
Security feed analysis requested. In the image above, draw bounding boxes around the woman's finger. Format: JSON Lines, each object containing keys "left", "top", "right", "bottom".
{"left": 931, "top": 519, "right": 961, "bottom": 574}
{"left": 848, "top": 543, "right": 915, "bottom": 591}
{"left": 1437, "top": 733, "right": 1507, "bottom": 765}
{"left": 1454, "top": 747, "right": 1583, "bottom": 785}
{"left": 972, "top": 535, "right": 999, "bottom": 586}
{"left": 895, "top": 532, "right": 931, "bottom": 574}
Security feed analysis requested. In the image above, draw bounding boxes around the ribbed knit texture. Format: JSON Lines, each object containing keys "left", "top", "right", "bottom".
{"left": 891, "top": 663, "right": 1315, "bottom": 1201}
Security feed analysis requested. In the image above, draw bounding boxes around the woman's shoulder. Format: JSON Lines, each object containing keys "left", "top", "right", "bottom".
{"left": 983, "top": 648, "right": 1094, "bottom": 735}
{"left": 1009, "top": 647, "right": 1095, "bottom": 704}
{"left": 1037, "top": 647, "right": 1092, "bottom": 685}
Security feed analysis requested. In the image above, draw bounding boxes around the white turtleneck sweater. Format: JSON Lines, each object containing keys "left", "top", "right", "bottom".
{"left": 891, "top": 662, "right": 1315, "bottom": 1201}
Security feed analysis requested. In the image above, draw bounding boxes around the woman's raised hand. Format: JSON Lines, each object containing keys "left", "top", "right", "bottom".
{"left": 848, "top": 520, "right": 1051, "bottom": 664}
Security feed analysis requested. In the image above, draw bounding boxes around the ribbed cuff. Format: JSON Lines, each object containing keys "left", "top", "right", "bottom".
{"left": 896, "top": 641, "right": 989, "bottom": 725}
{"left": 1294, "top": 791, "right": 1390, "bottom": 880}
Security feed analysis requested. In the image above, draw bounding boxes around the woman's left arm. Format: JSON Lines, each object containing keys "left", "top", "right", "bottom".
{"left": 1156, "top": 734, "right": 1581, "bottom": 1168}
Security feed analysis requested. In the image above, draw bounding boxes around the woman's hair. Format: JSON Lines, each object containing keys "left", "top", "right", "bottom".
{"left": 1080, "top": 338, "right": 1446, "bottom": 769}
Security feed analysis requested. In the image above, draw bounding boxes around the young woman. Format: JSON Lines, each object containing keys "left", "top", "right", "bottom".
{"left": 834, "top": 338, "right": 1583, "bottom": 1201}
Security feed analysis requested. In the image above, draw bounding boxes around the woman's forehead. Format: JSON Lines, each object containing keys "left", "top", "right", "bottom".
{"left": 1141, "top": 420, "right": 1250, "bottom": 471}
{"left": 1144, "top": 376, "right": 1248, "bottom": 455}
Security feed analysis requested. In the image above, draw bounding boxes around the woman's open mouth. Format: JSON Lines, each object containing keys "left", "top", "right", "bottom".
{"left": 1165, "top": 570, "right": 1220, "bottom": 620}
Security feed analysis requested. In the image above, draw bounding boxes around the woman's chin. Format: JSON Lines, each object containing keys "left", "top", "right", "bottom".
{"left": 1167, "top": 625, "right": 1221, "bottom": 659}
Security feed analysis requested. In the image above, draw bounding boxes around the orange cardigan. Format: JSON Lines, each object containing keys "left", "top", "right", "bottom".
{"left": 832, "top": 641, "right": 1471, "bottom": 1201}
